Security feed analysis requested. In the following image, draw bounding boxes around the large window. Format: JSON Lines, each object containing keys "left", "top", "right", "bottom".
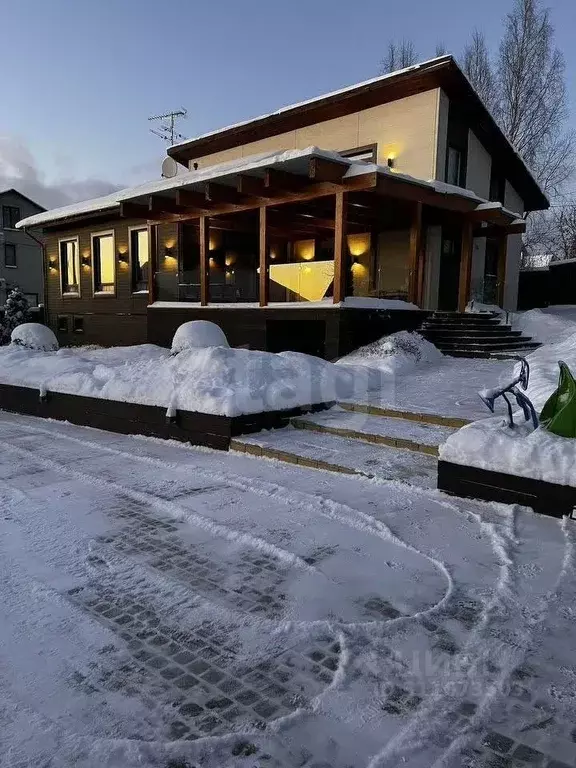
{"left": 2, "top": 205, "right": 20, "bottom": 229}
{"left": 130, "top": 227, "right": 149, "bottom": 292}
{"left": 59, "top": 238, "right": 80, "bottom": 296}
{"left": 446, "top": 146, "right": 463, "bottom": 187}
{"left": 339, "top": 144, "right": 377, "bottom": 164}
{"left": 92, "top": 232, "right": 115, "bottom": 294}
{"left": 4, "top": 243, "right": 16, "bottom": 267}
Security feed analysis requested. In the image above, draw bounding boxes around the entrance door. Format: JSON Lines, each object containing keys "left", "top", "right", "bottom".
{"left": 438, "top": 231, "right": 461, "bottom": 310}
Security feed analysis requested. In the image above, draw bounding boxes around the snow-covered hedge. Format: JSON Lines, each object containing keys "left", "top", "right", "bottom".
{"left": 11, "top": 323, "right": 59, "bottom": 352}
{"left": 337, "top": 331, "right": 442, "bottom": 375}
{"left": 171, "top": 320, "right": 229, "bottom": 354}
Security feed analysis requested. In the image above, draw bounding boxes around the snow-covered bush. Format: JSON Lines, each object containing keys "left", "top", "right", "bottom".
{"left": 171, "top": 320, "right": 229, "bottom": 355}
{"left": 11, "top": 323, "right": 59, "bottom": 352}
{"left": 1, "top": 287, "right": 31, "bottom": 344}
{"left": 337, "top": 331, "right": 442, "bottom": 374}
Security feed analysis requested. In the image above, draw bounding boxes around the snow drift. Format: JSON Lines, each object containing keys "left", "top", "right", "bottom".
{"left": 171, "top": 320, "right": 229, "bottom": 354}
{"left": 441, "top": 325, "right": 576, "bottom": 486}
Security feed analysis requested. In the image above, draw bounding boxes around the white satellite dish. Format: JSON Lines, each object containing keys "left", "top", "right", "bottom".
{"left": 161, "top": 156, "right": 178, "bottom": 179}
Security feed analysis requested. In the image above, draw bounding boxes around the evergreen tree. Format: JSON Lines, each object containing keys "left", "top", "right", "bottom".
{"left": 1, "top": 286, "right": 31, "bottom": 344}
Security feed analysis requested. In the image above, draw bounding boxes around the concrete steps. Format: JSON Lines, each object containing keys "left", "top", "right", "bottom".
{"left": 420, "top": 311, "right": 540, "bottom": 358}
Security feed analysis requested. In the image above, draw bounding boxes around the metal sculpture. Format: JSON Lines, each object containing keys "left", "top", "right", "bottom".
{"left": 478, "top": 357, "right": 539, "bottom": 429}
{"left": 540, "top": 361, "right": 576, "bottom": 438}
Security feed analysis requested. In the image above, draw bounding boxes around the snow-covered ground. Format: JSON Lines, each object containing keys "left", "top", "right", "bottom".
{"left": 2, "top": 411, "right": 576, "bottom": 768}
{"left": 442, "top": 308, "right": 576, "bottom": 485}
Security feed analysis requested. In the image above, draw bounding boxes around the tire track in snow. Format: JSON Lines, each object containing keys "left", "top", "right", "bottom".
{"left": 0, "top": 416, "right": 455, "bottom": 627}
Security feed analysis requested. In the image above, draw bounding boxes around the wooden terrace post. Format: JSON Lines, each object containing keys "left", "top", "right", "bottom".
{"left": 333, "top": 191, "right": 348, "bottom": 304}
{"left": 408, "top": 202, "right": 423, "bottom": 305}
{"left": 259, "top": 205, "right": 269, "bottom": 307}
{"left": 199, "top": 216, "right": 210, "bottom": 306}
{"left": 147, "top": 223, "right": 157, "bottom": 303}
{"left": 457, "top": 219, "right": 474, "bottom": 312}
{"left": 497, "top": 233, "right": 508, "bottom": 307}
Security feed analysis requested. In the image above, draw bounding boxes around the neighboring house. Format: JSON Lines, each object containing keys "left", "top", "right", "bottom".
{"left": 0, "top": 188, "right": 45, "bottom": 307}
{"left": 17, "top": 55, "right": 548, "bottom": 356}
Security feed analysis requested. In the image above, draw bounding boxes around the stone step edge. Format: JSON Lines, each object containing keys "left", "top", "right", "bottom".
{"left": 338, "top": 401, "right": 469, "bottom": 428}
{"left": 291, "top": 417, "right": 439, "bottom": 456}
{"left": 230, "top": 438, "right": 367, "bottom": 477}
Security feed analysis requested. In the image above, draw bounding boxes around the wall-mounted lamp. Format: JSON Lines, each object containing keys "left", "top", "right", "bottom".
{"left": 387, "top": 157, "right": 395, "bottom": 169}
{"left": 118, "top": 251, "right": 129, "bottom": 265}
{"left": 164, "top": 245, "right": 176, "bottom": 259}
{"left": 49, "top": 258, "right": 58, "bottom": 271}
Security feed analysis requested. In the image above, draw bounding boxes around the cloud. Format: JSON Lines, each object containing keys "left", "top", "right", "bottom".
{"left": 0, "top": 136, "right": 122, "bottom": 210}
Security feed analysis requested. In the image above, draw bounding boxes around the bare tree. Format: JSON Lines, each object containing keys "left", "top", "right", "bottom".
{"left": 498, "top": 0, "right": 574, "bottom": 195}
{"left": 549, "top": 205, "right": 576, "bottom": 261}
{"left": 381, "top": 40, "right": 418, "bottom": 74}
{"left": 435, "top": 42, "right": 447, "bottom": 57}
{"left": 461, "top": 30, "right": 498, "bottom": 115}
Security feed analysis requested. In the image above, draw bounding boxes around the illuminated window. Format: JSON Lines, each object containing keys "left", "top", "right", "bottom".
{"left": 130, "top": 228, "right": 149, "bottom": 292}
{"left": 59, "top": 238, "right": 80, "bottom": 296}
{"left": 92, "top": 232, "right": 115, "bottom": 294}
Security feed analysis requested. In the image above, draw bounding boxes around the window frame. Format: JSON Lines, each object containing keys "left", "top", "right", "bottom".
{"left": 128, "top": 225, "right": 150, "bottom": 294}
{"left": 57, "top": 315, "right": 70, "bottom": 333}
{"left": 4, "top": 242, "right": 17, "bottom": 268}
{"left": 446, "top": 146, "right": 463, "bottom": 187}
{"left": 2, "top": 205, "right": 21, "bottom": 229}
{"left": 72, "top": 315, "right": 84, "bottom": 334}
{"left": 58, "top": 236, "right": 81, "bottom": 298}
{"left": 338, "top": 143, "right": 378, "bottom": 164}
{"left": 91, "top": 229, "right": 116, "bottom": 297}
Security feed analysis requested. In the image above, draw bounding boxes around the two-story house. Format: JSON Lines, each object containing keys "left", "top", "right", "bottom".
{"left": 17, "top": 55, "right": 548, "bottom": 358}
{"left": 0, "top": 188, "right": 45, "bottom": 307}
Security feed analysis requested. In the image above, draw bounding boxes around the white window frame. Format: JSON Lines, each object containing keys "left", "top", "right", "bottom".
{"left": 91, "top": 229, "right": 116, "bottom": 297}
{"left": 58, "top": 236, "right": 81, "bottom": 298}
{"left": 128, "top": 225, "right": 150, "bottom": 295}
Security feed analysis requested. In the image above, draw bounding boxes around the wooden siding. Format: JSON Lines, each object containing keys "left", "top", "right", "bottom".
{"left": 44, "top": 217, "right": 179, "bottom": 346}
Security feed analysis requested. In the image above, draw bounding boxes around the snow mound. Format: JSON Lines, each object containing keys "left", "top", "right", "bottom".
{"left": 337, "top": 331, "right": 442, "bottom": 375}
{"left": 171, "top": 321, "right": 229, "bottom": 354}
{"left": 513, "top": 308, "right": 576, "bottom": 345}
{"left": 0, "top": 342, "right": 378, "bottom": 417}
{"left": 11, "top": 323, "right": 59, "bottom": 352}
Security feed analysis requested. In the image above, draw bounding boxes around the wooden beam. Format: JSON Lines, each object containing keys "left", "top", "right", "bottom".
{"left": 148, "top": 195, "right": 192, "bottom": 216}
{"left": 265, "top": 168, "right": 309, "bottom": 193}
{"left": 204, "top": 181, "right": 246, "bottom": 205}
{"left": 199, "top": 216, "right": 210, "bottom": 306}
{"left": 458, "top": 220, "right": 474, "bottom": 312}
{"left": 473, "top": 221, "right": 526, "bottom": 238}
{"left": 236, "top": 174, "right": 269, "bottom": 197}
{"left": 497, "top": 234, "right": 508, "bottom": 307}
{"left": 333, "top": 191, "right": 348, "bottom": 304}
{"left": 120, "top": 202, "right": 150, "bottom": 220}
{"left": 259, "top": 206, "right": 268, "bottom": 307}
{"left": 176, "top": 189, "right": 213, "bottom": 211}
{"left": 468, "top": 206, "right": 511, "bottom": 224}
{"left": 308, "top": 156, "right": 347, "bottom": 183}
{"left": 375, "top": 175, "right": 477, "bottom": 213}
{"left": 408, "top": 202, "right": 423, "bottom": 305}
{"left": 147, "top": 224, "right": 157, "bottom": 303}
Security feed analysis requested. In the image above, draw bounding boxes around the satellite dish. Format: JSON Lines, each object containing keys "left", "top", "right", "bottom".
{"left": 161, "top": 156, "right": 178, "bottom": 179}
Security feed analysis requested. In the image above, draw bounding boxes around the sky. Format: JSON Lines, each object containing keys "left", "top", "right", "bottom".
{"left": 1, "top": 0, "right": 575, "bottom": 209}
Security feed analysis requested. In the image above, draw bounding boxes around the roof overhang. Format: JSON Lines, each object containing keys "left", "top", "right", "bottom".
{"left": 167, "top": 56, "right": 548, "bottom": 213}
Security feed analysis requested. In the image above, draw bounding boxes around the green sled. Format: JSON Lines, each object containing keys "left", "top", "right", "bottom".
{"left": 540, "top": 361, "right": 576, "bottom": 438}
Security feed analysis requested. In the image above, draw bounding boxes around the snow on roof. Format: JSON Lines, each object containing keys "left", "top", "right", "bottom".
{"left": 16, "top": 147, "right": 344, "bottom": 229}
{"left": 169, "top": 56, "right": 453, "bottom": 152}
{"left": 17, "top": 143, "right": 523, "bottom": 230}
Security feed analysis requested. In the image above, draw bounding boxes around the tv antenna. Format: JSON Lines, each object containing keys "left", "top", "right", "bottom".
{"left": 148, "top": 109, "right": 187, "bottom": 145}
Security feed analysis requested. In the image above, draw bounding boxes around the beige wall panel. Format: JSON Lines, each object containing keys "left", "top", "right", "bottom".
{"left": 296, "top": 113, "right": 360, "bottom": 152}
{"left": 359, "top": 90, "right": 439, "bottom": 179}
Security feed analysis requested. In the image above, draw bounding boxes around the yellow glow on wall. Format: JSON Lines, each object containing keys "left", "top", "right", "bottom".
{"left": 224, "top": 251, "right": 236, "bottom": 267}
{"left": 209, "top": 231, "right": 222, "bottom": 251}
{"left": 269, "top": 246, "right": 278, "bottom": 260}
{"left": 351, "top": 260, "right": 368, "bottom": 276}
{"left": 269, "top": 261, "right": 334, "bottom": 302}
{"left": 381, "top": 142, "right": 403, "bottom": 170}
{"left": 347, "top": 233, "right": 371, "bottom": 257}
{"left": 294, "top": 239, "right": 315, "bottom": 261}
{"left": 165, "top": 238, "right": 176, "bottom": 250}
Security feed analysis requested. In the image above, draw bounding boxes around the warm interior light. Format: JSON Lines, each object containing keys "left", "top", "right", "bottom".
{"left": 269, "top": 246, "right": 278, "bottom": 260}
{"left": 347, "top": 233, "right": 370, "bottom": 257}
{"left": 294, "top": 239, "right": 315, "bottom": 261}
{"left": 209, "top": 231, "right": 222, "bottom": 251}
{"left": 224, "top": 251, "right": 236, "bottom": 267}
{"left": 269, "top": 261, "right": 334, "bottom": 302}
{"left": 165, "top": 238, "right": 176, "bottom": 250}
